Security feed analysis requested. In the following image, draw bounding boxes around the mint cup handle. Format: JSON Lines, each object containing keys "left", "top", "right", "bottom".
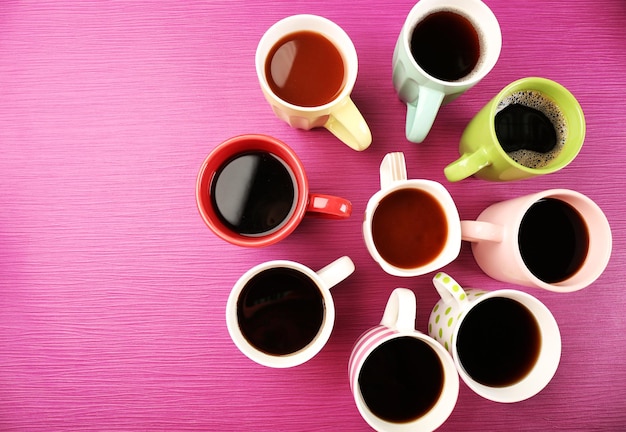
{"left": 405, "top": 86, "right": 445, "bottom": 143}
{"left": 444, "top": 147, "right": 492, "bottom": 182}
{"left": 380, "top": 288, "right": 416, "bottom": 332}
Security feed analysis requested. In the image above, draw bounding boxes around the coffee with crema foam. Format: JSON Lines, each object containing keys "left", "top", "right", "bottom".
{"left": 495, "top": 90, "right": 567, "bottom": 169}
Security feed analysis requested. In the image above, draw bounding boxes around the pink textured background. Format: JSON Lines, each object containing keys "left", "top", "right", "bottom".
{"left": 1, "top": 0, "right": 625, "bottom": 430}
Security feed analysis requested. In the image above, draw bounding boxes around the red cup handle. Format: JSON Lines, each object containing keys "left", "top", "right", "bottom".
{"left": 306, "top": 194, "right": 352, "bottom": 219}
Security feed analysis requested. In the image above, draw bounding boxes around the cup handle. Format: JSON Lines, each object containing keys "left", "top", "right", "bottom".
{"left": 316, "top": 256, "right": 355, "bottom": 289}
{"left": 432, "top": 272, "right": 469, "bottom": 307}
{"left": 306, "top": 194, "right": 352, "bottom": 219}
{"left": 460, "top": 220, "right": 504, "bottom": 243}
{"left": 380, "top": 288, "right": 416, "bottom": 332}
{"left": 324, "top": 97, "right": 372, "bottom": 151}
{"left": 443, "top": 148, "right": 492, "bottom": 182}
{"left": 379, "top": 152, "right": 407, "bottom": 189}
{"left": 405, "top": 86, "right": 445, "bottom": 143}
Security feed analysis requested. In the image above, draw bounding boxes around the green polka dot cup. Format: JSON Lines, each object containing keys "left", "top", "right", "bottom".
{"left": 428, "top": 272, "right": 561, "bottom": 403}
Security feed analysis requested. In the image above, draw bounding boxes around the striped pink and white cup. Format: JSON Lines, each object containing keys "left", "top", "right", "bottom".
{"left": 348, "top": 288, "right": 459, "bottom": 432}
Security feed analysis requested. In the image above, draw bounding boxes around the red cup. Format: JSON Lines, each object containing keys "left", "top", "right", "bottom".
{"left": 196, "top": 134, "right": 352, "bottom": 247}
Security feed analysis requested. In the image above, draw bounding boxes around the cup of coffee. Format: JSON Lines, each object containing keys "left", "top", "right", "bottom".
{"left": 444, "top": 77, "right": 586, "bottom": 181}
{"left": 392, "top": 0, "right": 501, "bottom": 143}
{"left": 256, "top": 14, "right": 372, "bottom": 151}
{"left": 226, "top": 256, "right": 355, "bottom": 368}
{"left": 363, "top": 152, "right": 461, "bottom": 277}
{"left": 461, "top": 189, "right": 612, "bottom": 292}
{"left": 196, "top": 134, "right": 352, "bottom": 247}
{"left": 428, "top": 272, "right": 561, "bottom": 403}
{"left": 349, "top": 288, "right": 459, "bottom": 431}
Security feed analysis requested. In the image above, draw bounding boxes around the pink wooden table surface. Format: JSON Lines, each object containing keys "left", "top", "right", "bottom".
{"left": 1, "top": 0, "right": 625, "bottom": 430}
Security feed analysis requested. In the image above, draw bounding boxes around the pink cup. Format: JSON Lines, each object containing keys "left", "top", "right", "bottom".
{"left": 196, "top": 134, "right": 352, "bottom": 247}
{"left": 461, "top": 189, "right": 612, "bottom": 292}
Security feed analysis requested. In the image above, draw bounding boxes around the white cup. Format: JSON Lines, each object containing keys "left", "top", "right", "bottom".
{"left": 226, "top": 256, "right": 355, "bottom": 368}
{"left": 349, "top": 288, "right": 459, "bottom": 432}
{"left": 363, "top": 152, "right": 461, "bottom": 276}
{"left": 428, "top": 272, "right": 562, "bottom": 403}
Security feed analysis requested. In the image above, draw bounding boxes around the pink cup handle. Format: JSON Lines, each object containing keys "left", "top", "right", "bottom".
{"left": 306, "top": 194, "right": 352, "bottom": 219}
{"left": 460, "top": 220, "right": 504, "bottom": 243}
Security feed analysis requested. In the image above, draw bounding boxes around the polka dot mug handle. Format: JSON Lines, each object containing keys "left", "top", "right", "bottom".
{"left": 380, "top": 287, "right": 416, "bottom": 332}
{"left": 432, "top": 272, "right": 470, "bottom": 308}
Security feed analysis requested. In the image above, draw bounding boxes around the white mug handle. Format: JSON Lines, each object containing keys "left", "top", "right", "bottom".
{"left": 380, "top": 288, "right": 416, "bottom": 332}
{"left": 316, "top": 256, "right": 355, "bottom": 289}
{"left": 379, "top": 152, "right": 407, "bottom": 190}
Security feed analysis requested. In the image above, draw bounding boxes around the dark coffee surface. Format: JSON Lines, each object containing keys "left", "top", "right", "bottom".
{"left": 457, "top": 297, "right": 541, "bottom": 387}
{"left": 410, "top": 10, "right": 480, "bottom": 81}
{"left": 372, "top": 188, "right": 448, "bottom": 269}
{"left": 495, "top": 103, "right": 557, "bottom": 153}
{"left": 359, "top": 337, "right": 444, "bottom": 423}
{"left": 210, "top": 151, "right": 296, "bottom": 236}
{"left": 519, "top": 198, "right": 589, "bottom": 283}
{"left": 266, "top": 30, "right": 345, "bottom": 107}
{"left": 237, "top": 267, "right": 324, "bottom": 355}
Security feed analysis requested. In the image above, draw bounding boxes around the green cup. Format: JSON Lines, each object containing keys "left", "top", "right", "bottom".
{"left": 444, "top": 77, "right": 585, "bottom": 182}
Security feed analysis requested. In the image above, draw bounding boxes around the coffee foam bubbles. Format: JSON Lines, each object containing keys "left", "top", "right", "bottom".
{"left": 496, "top": 90, "right": 568, "bottom": 169}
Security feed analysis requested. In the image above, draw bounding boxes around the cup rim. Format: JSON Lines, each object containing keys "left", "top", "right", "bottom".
{"left": 351, "top": 331, "right": 459, "bottom": 431}
{"left": 450, "top": 289, "right": 561, "bottom": 402}
{"left": 195, "top": 134, "right": 309, "bottom": 247}
{"left": 401, "top": 0, "right": 502, "bottom": 87}
{"left": 255, "top": 14, "right": 358, "bottom": 112}
{"left": 363, "top": 179, "right": 462, "bottom": 277}
{"left": 225, "top": 260, "right": 335, "bottom": 368}
{"left": 485, "top": 77, "right": 586, "bottom": 174}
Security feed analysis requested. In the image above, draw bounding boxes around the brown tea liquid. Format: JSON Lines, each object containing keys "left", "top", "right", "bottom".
{"left": 372, "top": 188, "right": 448, "bottom": 269}
{"left": 266, "top": 30, "right": 346, "bottom": 107}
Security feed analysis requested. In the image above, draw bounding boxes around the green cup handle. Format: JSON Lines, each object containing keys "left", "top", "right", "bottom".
{"left": 444, "top": 147, "right": 492, "bottom": 182}
{"left": 406, "top": 86, "right": 445, "bottom": 143}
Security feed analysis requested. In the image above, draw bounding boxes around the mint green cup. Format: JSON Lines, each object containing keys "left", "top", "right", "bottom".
{"left": 444, "top": 77, "right": 586, "bottom": 182}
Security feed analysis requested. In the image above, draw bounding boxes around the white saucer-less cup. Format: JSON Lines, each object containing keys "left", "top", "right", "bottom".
{"left": 428, "top": 272, "right": 561, "bottom": 403}
{"left": 226, "top": 256, "right": 355, "bottom": 368}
